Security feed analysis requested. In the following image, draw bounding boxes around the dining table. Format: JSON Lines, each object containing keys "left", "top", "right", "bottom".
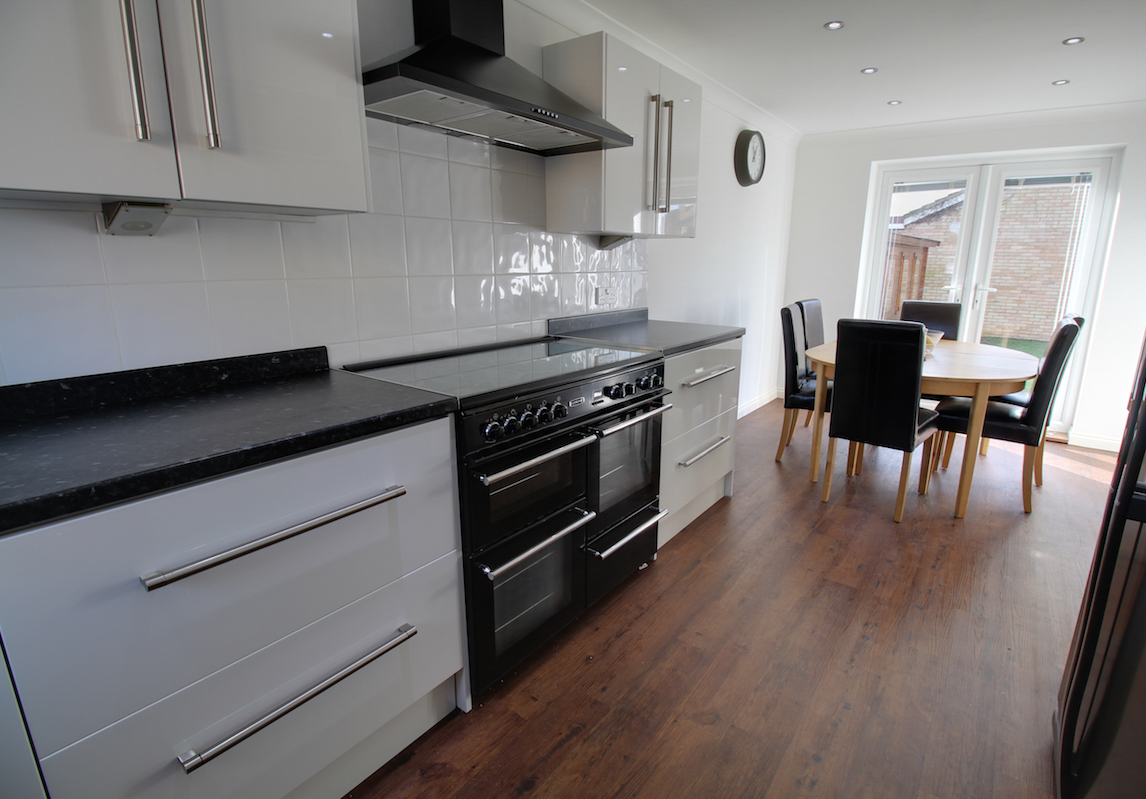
{"left": 805, "top": 338, "right": 1040, "bottom": 518}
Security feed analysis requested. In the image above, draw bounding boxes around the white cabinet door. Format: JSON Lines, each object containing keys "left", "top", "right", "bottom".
{"left": 655, "top": 68, "right": 701, "bottom": 237}
{"left": 602, "top": 36, "right": 660, "bottom": 236}
{"left": 0, "top": 1, "right": 182, "bottom": 199}
{"left": 156, "top": 0, "right": 368, "bottom": 211}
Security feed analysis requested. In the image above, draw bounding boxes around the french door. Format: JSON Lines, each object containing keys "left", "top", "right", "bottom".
{"left": 860, "top": 150, "right": 1121, "bottom": 436}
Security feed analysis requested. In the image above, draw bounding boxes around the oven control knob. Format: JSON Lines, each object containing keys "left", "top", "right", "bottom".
{"left": 482, "top": 420, "right": 504, "bottom": 442}
{"left": 537, "top": 405, "right": 552, "bottom": 423}
{"left": 519, "top": 410, "right": 537, "bottom": 430}
{"left": 624, "top": 382, "right": 636, "bottom": 396}
{"left": 552, "top": 402, "right": 568, "bottom": 419}
{"left": 502, "top": 415, "right": 520, "bottom": 435}
{"left": 637, "top": 375, "right": 652, "bottom": 391}
{"left": 605, "top": 384, "right": 625, "bottom": 400}
{"left": 651, "top": 374, "right": 664, "bottom": 388}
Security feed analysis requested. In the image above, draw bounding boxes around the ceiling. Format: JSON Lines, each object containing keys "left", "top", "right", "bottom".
{"left": 574, "top": 0, "right": 1146, "bottom": 134}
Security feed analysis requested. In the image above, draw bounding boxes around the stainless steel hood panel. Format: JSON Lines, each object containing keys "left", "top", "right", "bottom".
{"left": 361, "top": 7, "right": 631, "bottom": 156}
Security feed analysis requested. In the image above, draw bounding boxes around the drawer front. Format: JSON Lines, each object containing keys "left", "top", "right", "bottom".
{"left": 0, "top": 418, "right": 458, "bottom": 756}
{"left": 660, "top": 408, "right": 737, "bottom": 519}
{"left": 662, "top": 340, "right": 742, "bottom": 442}
{"left": 38, "top": 552, "right": 464, "bottom": 799}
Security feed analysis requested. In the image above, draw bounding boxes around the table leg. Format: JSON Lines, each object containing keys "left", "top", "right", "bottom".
{"left": 954, "top": 382, "right": 990, "bottom": 518}
{"left": 809, "top": 369, "right": 827, "bottom": 483}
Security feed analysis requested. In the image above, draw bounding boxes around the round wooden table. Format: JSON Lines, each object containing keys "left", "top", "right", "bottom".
{"left": 805, "top": 339, "right": 1039, "bottom": 518}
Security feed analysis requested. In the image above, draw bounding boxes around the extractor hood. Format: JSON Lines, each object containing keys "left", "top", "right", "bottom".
{"left": 361, "top": 0, "right": 632, "bottom": 156}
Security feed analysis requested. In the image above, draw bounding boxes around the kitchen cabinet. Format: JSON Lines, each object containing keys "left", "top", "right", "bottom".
{"left": 543, "top": 32, "right": 701, "bottom": 241}
{"left": 0, "top": 417, "right": 463, "bottom": 799}
{"left": 0, "top": 0, "right": 368, "bottom": 214}
{"left": 658, "top": 339, "right": 742, "bottom": 547}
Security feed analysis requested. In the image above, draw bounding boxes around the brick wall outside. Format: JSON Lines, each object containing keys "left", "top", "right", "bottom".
{"left": 889, "top": 184, "right": 1087, "bottom": 343}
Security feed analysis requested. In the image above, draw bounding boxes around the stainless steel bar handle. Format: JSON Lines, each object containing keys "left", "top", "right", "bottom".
{"left": 478, "top": 510, "right": 596, "bottom": 581}
{"left": 592, "top": 403, "right": 673, "bottom": 438}
{"left": 649, "top": 95, "right": 662, "bottom": 212}
{"left": 178, "top": 624, "right": 417, "bottom": 774}
{"left": 476, "top": 434, "right": 597, "bottom": 487}
{"left": 190, "top": 0, "right": 221, "bottom": 148}
{"left": 118, "top": 0, "right": 151, "bottom": 140}
{"left": 140, "top": 485, "right": 407, "bottom": 591}
{"left": 681, "top": 365, "right": 737, "bottom": 388}
{"left": 680, "top": 435, "right": 731, "bottom": 468}
{"left": 588, "top": 509, "right": 668, "bottom": 560}
{"left": 660, "top": 99, "right": 674, "bottom": 213}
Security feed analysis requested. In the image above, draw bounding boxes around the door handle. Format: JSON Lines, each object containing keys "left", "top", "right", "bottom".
{"left": 476, "top": 509, "right": 596, "bottom": 580}
{"left": 660, "top": 99, "right": 674, "bottom": 214}
{"left": 118, "top": 0, "right": 151, "bottom": 141}
{"left": 474, "top": 434, "right": 597, "bottom": 487}
{"left": 649, "top": 94, "right": 662, "bottom": 212}
{"left": 191, "top": 0, "right": 221, "bottom": 149}
{"left": 973, "top": 283, "right": 997, "bottom": 310}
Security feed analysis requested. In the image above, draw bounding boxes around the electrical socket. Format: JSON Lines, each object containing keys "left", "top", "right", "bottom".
{"left": 594, "top": 285, "right": 617, "bottom": 305}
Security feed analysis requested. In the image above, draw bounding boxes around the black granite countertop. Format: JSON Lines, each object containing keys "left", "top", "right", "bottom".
{"left": 0, "top": 348, "right": 457, "bottom": 537}
{"left": 549, "top": 309, "right": 745, "bottom": 356}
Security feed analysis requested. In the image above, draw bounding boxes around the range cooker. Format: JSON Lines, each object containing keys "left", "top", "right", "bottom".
{"left": 347, "top": 338, "right": 671, "bottom": 695}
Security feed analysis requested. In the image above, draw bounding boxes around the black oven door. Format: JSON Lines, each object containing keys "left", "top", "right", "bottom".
{"left": 589, "top": 397, "right": 671, "bottom": 532}
{"left": 464, "top": 431, "right": 595, "bottom": 554}
{"left": 467, "top": 506, "right": 595, "bottom": 695}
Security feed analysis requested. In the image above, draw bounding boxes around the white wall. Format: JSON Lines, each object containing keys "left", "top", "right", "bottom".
{"left": 786, "top": 101, "right": 1146, "bottom": 450}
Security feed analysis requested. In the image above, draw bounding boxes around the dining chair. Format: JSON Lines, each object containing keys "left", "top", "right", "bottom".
{"left": 777, "top": 303, "right": 832, "bottom": 460}
{"left": 932, "top": 316, "right": 1082, "bottom": 512}
{"left": 821, "top": 319, "right": 940, "bottom": 522}
{"left": 796, "top": 298, "right": 828, "bottom": 427}
{"left": 899, "top": 300, "right": 962, "bottom": 340}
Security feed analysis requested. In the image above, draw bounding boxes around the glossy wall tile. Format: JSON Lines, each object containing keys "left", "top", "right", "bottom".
{"left": 0, "top": 118, "right": 648, "bottom": 385}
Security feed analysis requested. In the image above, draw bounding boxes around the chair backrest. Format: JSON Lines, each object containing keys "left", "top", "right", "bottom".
{"left": 899, "top": 300, "right": 961, "bottom": 340}
{"left": 780, "top": 303, "right": 808, "bottom": 400}
{"left": 796, "top": 299, "right": 825, "bottom": 374}
{"left": 829, "top": 319, "right": 927, "bottom": 452}
{"left": 1024, "top": 316, "right": 1082, "bottom": 432}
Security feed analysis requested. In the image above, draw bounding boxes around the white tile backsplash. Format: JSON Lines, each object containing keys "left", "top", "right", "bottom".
{"left": 0, "top": 119, "right": 648, "bottom": 385}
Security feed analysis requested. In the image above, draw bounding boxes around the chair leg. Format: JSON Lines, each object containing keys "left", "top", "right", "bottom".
{"left": 980, "top": 437, "right": 990, "bottom": 456}
{"left": 919, "top": 437, "right": 935, "bottom": 495}
{"left": 1035, "top": 426, "right": 1048, "bottom": 486}
{"left": 846, "top": 441, "right": 858, "bottom": 475}
{"left": 942, "top": 431, "right": 956, "bottom": 469}
{"left": 855, "top": 443, "right": 865, "bottom": 475}
{"left": 804, "top": 409, "right": 813, "bottom": 427}
{"left": 895, "top": 450, "right": 913, "bottom": 523}
{"left": 821, "top": 436, "right": 838, "bottom": 503}
{"left": 786, "top": 409, "right": 800, "bottom": 446}
{"left": 1022, "top": 444, "right": 1037, "bottom": 513}
{"left": 775, "top": 408, "right": 795, "bottom": 461}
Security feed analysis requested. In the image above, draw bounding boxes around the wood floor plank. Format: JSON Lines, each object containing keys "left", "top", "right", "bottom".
{"left": 344, "top": 399, "right": 1113, "bottom": 799}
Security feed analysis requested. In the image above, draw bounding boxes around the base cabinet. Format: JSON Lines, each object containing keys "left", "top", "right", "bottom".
{"left": 0, "top": 417, "right": 464, "bottom": 799}
{"left": 658, "top": 339, "right": 742, "bottom": 546}
{"left": 543, "top": 32, "right": 701, "bottom": 239}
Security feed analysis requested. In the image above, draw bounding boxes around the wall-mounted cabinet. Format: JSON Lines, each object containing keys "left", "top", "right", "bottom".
{"left": 543, "top": 32, "right": 701, "bottom": 242}
{"left": 0, "top": 0, "right": 368, "bottom": 214}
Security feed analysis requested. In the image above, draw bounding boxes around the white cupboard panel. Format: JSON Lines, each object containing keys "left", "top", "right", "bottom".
{"left": 156, "top": 0, "right": 368, "bottom": 211}
{"left": 660, "top": 408, "right": 737, "bottom": 521}
{"left": 0, "top": 418, "right": 458, "bottom": 756}
{"left": 662, "top": 339, "right": 742, "bottom": 442}
{"left": 0, "top": 1, "right": 181, "bottom": 198}
{"left": 38, "top": 552, "right": 465, "bottom": 799}
{"left": 655, "top": 68, "right": 702, "bottom": 238}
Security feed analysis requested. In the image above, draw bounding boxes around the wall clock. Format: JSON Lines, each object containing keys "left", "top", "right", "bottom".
{"left": 734, "top": 129, "right": 765, "bottom": 186}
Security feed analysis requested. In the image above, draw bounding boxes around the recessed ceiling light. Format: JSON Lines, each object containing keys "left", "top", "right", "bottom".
{"left": 888, "top": 100, "right": 903, "bottom": 106}
{"left": 1052, "top": 79, "right": 1071, "bottom": 86}
{"left": 861, "top": 67, "right": 878, "bottom": 74}
{"left": 618, "top": 66, "right": 628, "bottom": 71}
{"left": 824, "top": 21, "right": 844, "bottom": 30}
{"left": 1062, "top": 37, "right": 1084, "bottom": 45}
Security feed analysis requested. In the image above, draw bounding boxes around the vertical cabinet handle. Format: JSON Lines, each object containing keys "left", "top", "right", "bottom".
{"left": 660, "top": 99, "right": 674, "bottom": 213}
{"left": 190, "top": 0, "right": 221, "bottom": 148}
{"left": 118, "top": 0, "right": 151, "bottom": 140}
{"left": 178, "top": 624, "right": 418, "bottom": 774}
{"left": 649, "top": 94, "right": 662, "bottom": 212}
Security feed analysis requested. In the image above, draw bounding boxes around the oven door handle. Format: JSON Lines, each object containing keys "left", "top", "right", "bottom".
{"left": 588, "top": 508, "right": 669, "bottom": 560}
{"left": 477, "top": 509, "right": 597, "bottom": 581}
{"left": 591, "top": 402, "right": 673, "bottom": 438}
{"left": 475, "top": 434, "right": 598, "bottom": 487}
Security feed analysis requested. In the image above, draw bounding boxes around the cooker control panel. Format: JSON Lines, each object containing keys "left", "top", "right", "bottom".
{"left": 464, "top": 362, "right": 667, "bottom": 448}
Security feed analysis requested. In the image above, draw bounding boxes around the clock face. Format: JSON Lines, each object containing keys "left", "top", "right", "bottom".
{"left": 734, "top": 130, "right": 765, "bottom": 186}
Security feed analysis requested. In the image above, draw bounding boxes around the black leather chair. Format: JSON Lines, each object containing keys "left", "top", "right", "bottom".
{"left": 993, "top": 313, "right": 1084, "bottom": 407}
{"left": 900, "top": 300, "right": 962, "bottom": 340}
{"left": 796, "top": 298, "right": 829, "bottom": 428}
{"left": 932, "top": 316, "right": 1082, "bottom": 512}
{"left": 777, "top": 303, "right": 832, "bottom": 460}
{"left": 821, "top": 319, "right": 940, "bottom": 522}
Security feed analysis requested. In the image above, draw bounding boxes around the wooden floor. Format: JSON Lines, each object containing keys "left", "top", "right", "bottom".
{"left": 345, "top": 399, "right": 1115, "bottom": 799}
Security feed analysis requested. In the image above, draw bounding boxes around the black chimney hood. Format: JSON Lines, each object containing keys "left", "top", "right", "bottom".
{"left": 362, "top": 0, "right": 632, "bottom": 156}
